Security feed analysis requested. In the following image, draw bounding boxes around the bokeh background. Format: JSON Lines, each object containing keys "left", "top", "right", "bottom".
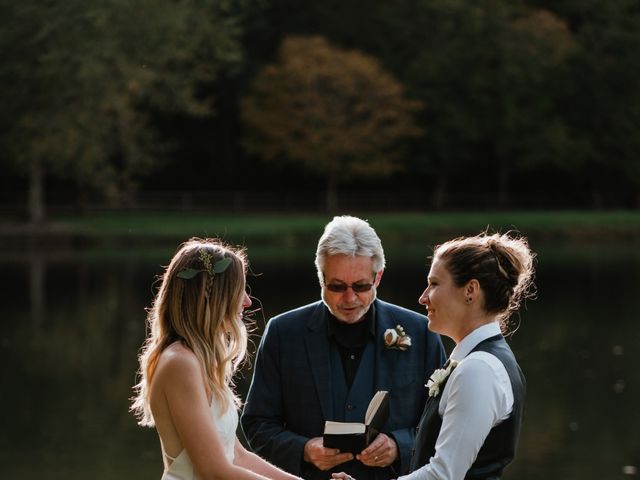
{"left": 1, "top": 1, "right": 639, "bottom": 478}
{"left": 2, "top": 0, "right": 640, "bottom": 217}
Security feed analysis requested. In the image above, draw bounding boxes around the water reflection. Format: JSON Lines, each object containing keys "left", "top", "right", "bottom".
{"left": 1, "top": 242, "right": 639, "bottom": 479}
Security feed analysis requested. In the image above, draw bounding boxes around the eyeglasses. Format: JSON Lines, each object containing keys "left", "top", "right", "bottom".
{"left": 323, "top": 276, "right": 376, "bottom": 293}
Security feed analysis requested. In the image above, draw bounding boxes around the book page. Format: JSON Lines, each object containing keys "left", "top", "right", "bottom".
{"left": 324, "top": 421, "right": 366, "bottom": 435}
{"left": 365, "top": 390, "right": 388, "bottom": 425}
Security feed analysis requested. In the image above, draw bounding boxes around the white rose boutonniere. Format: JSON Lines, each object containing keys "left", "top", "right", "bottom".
{"left": 426, "top": 359, "right": 459, "bottom": 397}
{"left": 384, "top": 325, "right": 412, "bottom": 351}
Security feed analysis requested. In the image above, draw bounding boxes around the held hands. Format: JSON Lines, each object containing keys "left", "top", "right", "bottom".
{"left": 331, "top": 475, "right": 396, "bottom": 480}
{"left": 304, "top": 437, "right": 353, "bottom": 471}
{"left": 356, "top": 432, "right": 398, "bottom": 468}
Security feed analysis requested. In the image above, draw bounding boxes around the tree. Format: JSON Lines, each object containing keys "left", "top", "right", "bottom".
{"left": 241, "top": 35, "right": 422, "bottom": 211}
{"left": 0, "top": 0, "right": 247, "bottom": 225}
{"left": 400, "top": 0, "right": 576, "bottom": 208}
{"left": 551, "top": 0, "right": 640, "bottom": 207}
{"left": 495, "top": 8, "right": 577, "bottom": 206}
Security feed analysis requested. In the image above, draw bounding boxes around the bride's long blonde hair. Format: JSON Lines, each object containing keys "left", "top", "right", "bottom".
{"left": 131, "top": 238, "right": 249, "bottom": 427}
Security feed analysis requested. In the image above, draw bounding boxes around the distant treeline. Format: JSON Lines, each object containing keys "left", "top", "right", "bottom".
{"left": 2, "top": 0, "right": 639, "bottom": 222}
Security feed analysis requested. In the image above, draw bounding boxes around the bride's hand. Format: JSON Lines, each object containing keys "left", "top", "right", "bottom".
{"left": 331, "top": 473, "right": 355, "bottom": 480}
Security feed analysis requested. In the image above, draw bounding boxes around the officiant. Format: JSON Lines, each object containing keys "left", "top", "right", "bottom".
{"left": 241, "top": 215, "right": 445, "bottom": 480}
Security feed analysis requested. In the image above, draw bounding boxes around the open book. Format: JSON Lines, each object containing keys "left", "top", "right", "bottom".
{"left": 322, "top": 390, "right": 390, "bottom": 454}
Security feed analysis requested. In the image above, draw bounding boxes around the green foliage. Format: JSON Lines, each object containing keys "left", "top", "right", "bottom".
{"left": 556, "top": 0, "right": 640, "bottom": 204}
{"left": 397, "top": 0, "right": 577, "bottom": 206}
{"left": 0, "top": 0, "right": 247, "bottom": 204}
{"left": 241, "top": 35, "right": 422, "bottom": 208}
{"left": 2, "top": 0, "right": 640, "bottom": 211}
{"left": 176, "top": 255, "right": 232, "bottom": 279}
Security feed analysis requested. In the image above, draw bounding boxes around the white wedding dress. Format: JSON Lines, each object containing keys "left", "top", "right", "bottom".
{"left": 161, "top": 401, "right": 237, "bottom": 480}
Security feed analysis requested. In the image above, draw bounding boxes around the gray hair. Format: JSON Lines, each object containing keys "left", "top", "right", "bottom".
{"left": 315, "top": 216, "right": 385, "bottom": 282}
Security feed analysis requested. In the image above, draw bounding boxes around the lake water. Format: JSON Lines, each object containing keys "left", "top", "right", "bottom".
{"left": 1, "top": 240, "right": 639, "bottom": 479}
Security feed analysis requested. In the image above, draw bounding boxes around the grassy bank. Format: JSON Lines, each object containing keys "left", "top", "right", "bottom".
{"left": 2, "top": 210, "right": 640, "bottom": 251}
{"left": 45, "top": 210, "right": 640, "bottom": 244}
{"left": 1, "top": 210, "right": 639, "bottom": 262}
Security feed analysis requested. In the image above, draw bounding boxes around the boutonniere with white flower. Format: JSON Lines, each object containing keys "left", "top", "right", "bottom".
{"left": 426, "top": 359, "right": 459, "bottom": 397}
{"left": 384, "top": 325, "right": 412, "bottom": 351}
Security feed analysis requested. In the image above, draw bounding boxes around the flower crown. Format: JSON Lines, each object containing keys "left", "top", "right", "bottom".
{"left": 176, "top": 249, "right": 232, "bottom": 280}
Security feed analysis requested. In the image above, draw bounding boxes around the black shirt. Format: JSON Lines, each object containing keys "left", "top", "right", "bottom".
{"left": 327, "top": 304, "right": 376, "bottom": 389}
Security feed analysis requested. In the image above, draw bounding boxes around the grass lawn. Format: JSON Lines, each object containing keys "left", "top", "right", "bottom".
{"left": 43, "top": 210, "right": 640, "bottom": 245}
{"left": 1, "top": 209, "right": 639, "bottom": 264}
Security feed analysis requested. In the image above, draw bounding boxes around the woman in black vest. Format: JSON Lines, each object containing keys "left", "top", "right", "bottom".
{"left": 333, "top": 231, "right": 536, "bottom": 480}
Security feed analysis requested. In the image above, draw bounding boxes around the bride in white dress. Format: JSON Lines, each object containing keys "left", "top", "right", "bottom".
{"left": 131, "top": 238, "right": 303, "bottom": 480}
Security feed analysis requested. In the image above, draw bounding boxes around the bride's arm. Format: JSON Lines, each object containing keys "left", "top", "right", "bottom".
{"left": 234, "top": 439, "right": 302, "bottom": 480}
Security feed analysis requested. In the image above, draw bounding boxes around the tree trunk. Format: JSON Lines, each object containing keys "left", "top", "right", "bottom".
{"left": 326, "top": 172, "right": 339, "bottom": 213}
{"left": 497, "top": 156, "right": 509, "bottom": 208}
{"left": 591, "top": 186, "right": 603, "bottom": 209}
{"left": 29, "top": 248, "right": 45, "bottom": 328}
{"left": 432, "top": 174, "right": 448, "bottom": 210}
{"left": 29, "top": 158, "right": 45, "bottom": 228}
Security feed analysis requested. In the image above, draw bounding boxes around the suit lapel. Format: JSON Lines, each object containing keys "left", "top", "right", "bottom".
{"left": 304, "top": 304, "right": 334, "bottom": 420}
{"left": 374, "top": 300, "right": 395, "bottom": 392}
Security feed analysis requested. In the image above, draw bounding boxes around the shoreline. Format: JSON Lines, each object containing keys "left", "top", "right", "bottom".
{"left": 2, "top": 210, "right": 640, "bottom": 251}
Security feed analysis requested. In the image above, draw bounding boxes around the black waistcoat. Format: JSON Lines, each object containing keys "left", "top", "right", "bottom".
{"left": 409, "top": 334, "right": 526, "bottom": 479}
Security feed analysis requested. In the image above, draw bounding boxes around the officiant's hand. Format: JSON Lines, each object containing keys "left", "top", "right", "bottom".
{"left": 356, "top": 433, "right": 398, "bottom": 468}
{"left": 304, "top": 437, "right": 354, "bottom": 471}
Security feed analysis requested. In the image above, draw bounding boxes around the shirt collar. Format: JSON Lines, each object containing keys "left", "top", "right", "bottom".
{"left": 326, "top": 303, "right": 376, "bottom": 344}
{"left": 450, "top": 322, "right": 501, "bottom": 361}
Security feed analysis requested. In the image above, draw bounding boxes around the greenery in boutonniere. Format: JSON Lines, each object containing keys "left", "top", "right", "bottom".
{"left": 384, "top": 324, "right": 412, "bottom": 351}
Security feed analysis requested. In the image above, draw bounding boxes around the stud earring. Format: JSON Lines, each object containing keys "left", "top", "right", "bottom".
{"left": 465, "top": 297, "right": 472, "bottom": 304}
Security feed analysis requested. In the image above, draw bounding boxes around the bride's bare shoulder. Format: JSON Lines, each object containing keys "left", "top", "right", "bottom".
{"left": 156, "top": 342, "right": 201, "bottom": 379}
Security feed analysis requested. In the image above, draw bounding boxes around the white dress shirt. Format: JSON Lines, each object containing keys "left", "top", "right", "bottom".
{"left": 399, "top": 322, "right": 514, "bottom": 480}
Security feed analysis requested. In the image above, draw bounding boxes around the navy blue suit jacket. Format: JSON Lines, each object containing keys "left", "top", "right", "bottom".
{"left": 241, "top": 299, "right": 445, "bottom": 480}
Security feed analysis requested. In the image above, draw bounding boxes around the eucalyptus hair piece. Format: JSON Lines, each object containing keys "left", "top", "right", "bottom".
{"left": 176, "top": 250, "right": 232, "bottom": 280}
